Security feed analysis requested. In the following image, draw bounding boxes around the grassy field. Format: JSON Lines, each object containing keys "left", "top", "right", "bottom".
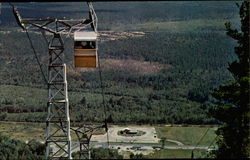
{"left": 145, "top": 149, "right": 208, "bottom": 159}
{"left": 0, "top": 121, "right": 106, "bottom": 141}
{"left": 0, "top": 121, "right": 45, "bottom": 141}
{"left": 155, "top": 125, "right": 217, "bottom": 145}
{"left": 0, "top": 121, "right": 217, "bottom": 145}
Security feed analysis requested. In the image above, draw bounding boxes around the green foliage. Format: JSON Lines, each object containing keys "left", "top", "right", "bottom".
{"left": 0, "top": 135, "right": 45, "bottom": 160}
{"left": 130, "top": 152, "right": 144, "bottom": 159}
{"left": 0, "top": 30, "right": 235, "bottom": 124}
{"left": 0, "top": 2, "right": 240, "bottom": 125}
{"left": 160, "top": 137, "right": 167, "bottom": 148}
{"left": 210, "top": 1, "right": 250, "bottom": 158}
{"left": 146, "top": 149, "right": 207, "bottom": 159}
{"left": 72, "top": 148, "right": 123, "bottom": 159}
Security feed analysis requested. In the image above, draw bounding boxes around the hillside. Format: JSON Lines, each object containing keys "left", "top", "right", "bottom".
{"left": 0, "top": 2, "right": 240, "bottom": 124}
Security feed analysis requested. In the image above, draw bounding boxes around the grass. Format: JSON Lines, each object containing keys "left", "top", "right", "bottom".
{"left": 121, "top": 151, "right": 132, "bottom": 159}
{"left": 0, "top": 121, "right": 106, "bottom": 141}
{"left": 155, "top": 125, "right": 217, "bottom": 146}
{"left": 0, "top": 121, "right": 45, "bottom": 141}
{"left": 145, "top": 149, "right": 208, "bottom": 159}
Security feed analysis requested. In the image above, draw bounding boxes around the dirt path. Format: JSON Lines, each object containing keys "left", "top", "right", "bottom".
{"left": 166, "top": 139, "right": 184, "bottom": 145}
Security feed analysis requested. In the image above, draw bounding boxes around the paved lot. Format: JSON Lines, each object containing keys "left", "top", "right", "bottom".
{"left": 91, "top": 125, "right": 159, "bottom": 143}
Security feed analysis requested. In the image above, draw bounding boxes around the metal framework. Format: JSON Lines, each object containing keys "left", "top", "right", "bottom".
{"left": 12, "top": 2, "right": 100, "bottom": 159}
{"left": 46, "top": 34, "right": 71, "bottom": 159}
{"left": 71, "top": 124, "right": 106, "bottom": 159}
{"left": 13, "top": 4, "right": 96, "bottom": 34}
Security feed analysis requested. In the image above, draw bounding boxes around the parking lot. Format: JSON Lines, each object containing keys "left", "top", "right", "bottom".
{"left": 91, "top": 125, "right": 159, "bottom": 143}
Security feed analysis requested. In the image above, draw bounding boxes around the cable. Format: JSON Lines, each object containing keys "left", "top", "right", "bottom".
{"left": 41, "top": 30, "right": 49, "bottom": 46}
{"left": 88, "top": 0, "right": 109, "bottom": 148}
{"left": 205, "top": 135, "right": 218, "bottom": 159}
{"left": 8, "top": 2, "right": 47, "bottom": 84}
{"left": 207, "top": 135, "right": 218, "bottom": 150}
{"left": 8, "top": 2, "right": 14, "bottom": 8}
{"left": 25, "top": 29, "right": 48, "bottom": 84}
{"left": 191, "top": 128, "right": 210, "bottom": 159}
{"left": 197, "top": 134, "right": 219, "bottom": 159}
{"left": 96, "top": 43, "right": 110, "bottom": 148}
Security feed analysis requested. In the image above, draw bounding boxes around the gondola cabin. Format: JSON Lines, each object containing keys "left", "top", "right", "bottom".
{"left": 74, "top": 31, "right": 98, "bottom": 68}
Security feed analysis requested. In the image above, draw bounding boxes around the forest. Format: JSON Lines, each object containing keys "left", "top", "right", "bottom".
{"left": 0, "top": 134, "right": 123, "bottom": 159}
{"left": 0, "top": 135, "right": 45, "bottom": 160}
{"left": 0, "top": 1, "right": 240, "bottom": 125}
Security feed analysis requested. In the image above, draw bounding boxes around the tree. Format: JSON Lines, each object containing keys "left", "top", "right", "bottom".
{"left": 130, "top": 153, "right": 144, "bottom": 159}
{"left": 160, "top": 137, "right": 167, "bottom": 149}
{"left": 210, "top": 1, "right": 249, "bottom": 158}
{"left": 72, "top": 148, "right": 123, "bottom": 159}
{"left": 80, "top": 97, "right": 86, "bottom": 105}
{"left": 0, "top": 135, "right": 45, "bottom": 160}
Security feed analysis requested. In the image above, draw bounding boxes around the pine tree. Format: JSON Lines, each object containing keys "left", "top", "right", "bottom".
{"left": 210, "top": 1, "right": 249, "bottom": 158}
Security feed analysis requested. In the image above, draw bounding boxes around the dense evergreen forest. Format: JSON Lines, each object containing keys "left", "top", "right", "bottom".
{"left": 0, "top": 2, "right": 240, "bottom": 124}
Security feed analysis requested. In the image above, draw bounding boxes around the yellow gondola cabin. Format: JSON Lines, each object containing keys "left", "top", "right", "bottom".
{"left": 74, "top": 31, "right": 98, "bottom": 68}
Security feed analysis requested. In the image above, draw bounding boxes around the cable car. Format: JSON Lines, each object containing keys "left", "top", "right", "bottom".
{"left": 74, "top": 31, "right": 98, "bottom": 68}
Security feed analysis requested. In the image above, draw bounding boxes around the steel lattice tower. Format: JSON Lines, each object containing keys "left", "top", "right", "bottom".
{"left": 46, "top": 33, "right": 71, "bottom": 159}
{"left": 11, "top": 2, "right": 99, "bottom": 159}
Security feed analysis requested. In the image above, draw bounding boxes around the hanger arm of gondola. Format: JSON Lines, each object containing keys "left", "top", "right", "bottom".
{"left": 12, "top": 5, "right": 94, "bottom": 34}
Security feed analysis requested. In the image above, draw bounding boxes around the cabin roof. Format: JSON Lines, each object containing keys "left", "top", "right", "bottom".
{"left": 74, "top": 31, "right": 97, "bottom": 41}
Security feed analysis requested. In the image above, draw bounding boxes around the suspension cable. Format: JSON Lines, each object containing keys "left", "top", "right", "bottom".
{"left": 88, "top": 0, "right": 110, "bottom": 149}
{"left": 41, "top": 30, "right": 49, "bottom": 46}
{"left": 191, "top": 128, "right": 210, "bottom": 159}
{"left": 197, "top": 134, "right": 219, "bottom": 159}
{"left": 8, "top": 2, "right": 14, "bottom": 8}
{"left": 25, "top": 29, "right": 48, "bottom": 84}
{"left": 97, "top": 45, "right": 110, "bottom": 148}
{"left": 8, "top": 2, "right": 47, "bottom": 84}
{"left": 207, "top": 134, "right": 219, "bottom": 151}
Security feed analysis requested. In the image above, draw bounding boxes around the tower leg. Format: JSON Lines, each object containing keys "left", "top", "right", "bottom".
{"left": 45, "top": 33, "right": 71, "bottom": 159}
